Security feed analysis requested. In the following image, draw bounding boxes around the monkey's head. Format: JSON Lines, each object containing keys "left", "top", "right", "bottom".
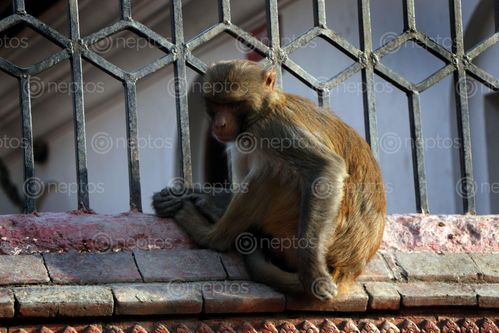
{"left": 203, "top": 60, "right": 277, "bottom": 143}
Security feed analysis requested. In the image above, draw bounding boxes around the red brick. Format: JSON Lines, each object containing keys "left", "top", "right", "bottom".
{"left": 113, "top": 283, "right": 202, "bottom": 315}
{"left": 43, "top": 251, "right": 142, "bottom": 284}
{"left": 0, "top": 289, "right": 14, "bottom": 318}
{"left": 202, "top": 281, "right": 285, "bottom": 313}
{"left": 474, "top": 284, "right": 499, "bottom": 308}
{"left": 470, "top": 253, "right": 499, "bottom": 282}
{"left": 134, "top": 249, "right": 226, "bottom": 282}
{"left": 220, "top": 253, "right": 250, "bottom": 280}
{"left": 358, "top": 253, "right": 394, "bottom": 282}
{"left": 395, "top": 252, "right": 479, "bottom": 282}
{"left": 396, "top": 282, "right": 476, "bottom": 307}
{"left": 364, "top": 282, "right": 400, "bottom": 310}
{"left": 0, "top": 255, "right": 49, "bottom": 285}
{"left": 286, "top": 283, "right": 368, "bottom": 312}
{"left": 15, "top": 286, "right": 113, "bottom": 317}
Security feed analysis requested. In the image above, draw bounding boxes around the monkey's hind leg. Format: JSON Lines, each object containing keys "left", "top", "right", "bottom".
{"left": 244, "top": 247, "right": 305, "bottom": 295}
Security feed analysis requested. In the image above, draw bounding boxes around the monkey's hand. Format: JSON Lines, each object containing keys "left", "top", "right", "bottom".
{"left": 152, "top": 187, "right": 204, "bottom": 218}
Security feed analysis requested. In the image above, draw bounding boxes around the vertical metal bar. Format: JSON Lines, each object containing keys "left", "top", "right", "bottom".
{"left": 265, "top": 0, "right": 282, "bottom": 87}
{"left": 124, "top": 80, "right": 142, "bottom": 211}
{"left": 407, "top": 92, "right": 429, "bottom": 213}
{"left": 121, "top": 0, "right": 132, "bottom": 20}
{"left": 495, "top": 0, "right": 499, "bottom": 33}
{"left": 313, "top": 0, "right": 327, "bottom": 28}
{"left": 13, "top": 0, "right": 26, "bottom": 14}
{"left": 358, "top": 0, "right": 379, "bottom": 159}
{"left": 171, "top": 0, "right": 193, "bottom": 185}
{"left": 68, "top": 0, "right": 90, "bottom": 210}
{"left": 218, "top": 0, "right": 231, "bottom": 23}
{"left": 449, "top": 0, "right": 475, "bottom": 214}
{"left": 19, "top": 75, "right": 35, "bottom": 213}
{"left": 402, "top": 0, "right": 416, "bottom": 31}
{"left": 318, "top": 89, "right": 330, "bottom": 109}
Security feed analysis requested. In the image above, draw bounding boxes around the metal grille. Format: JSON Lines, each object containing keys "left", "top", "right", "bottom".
{"left": 0, "top": 0, "right": 498, "bottom": 214}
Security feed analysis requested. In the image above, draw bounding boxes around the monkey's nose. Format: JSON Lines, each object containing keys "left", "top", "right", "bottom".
{"left": 215, "top": 121, "right": 226, "bottom": 129}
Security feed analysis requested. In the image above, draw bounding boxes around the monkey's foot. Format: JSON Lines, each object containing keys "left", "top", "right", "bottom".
{"left": 308, "top": 275, "right": 338, "bottom": 300}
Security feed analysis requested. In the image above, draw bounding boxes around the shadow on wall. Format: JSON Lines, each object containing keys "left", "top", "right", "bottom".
{"left": 176, "top": 74, "right": 229, "bottom": 186}
{"left": 485, "top": 93, "right": 499, "bottom": 213}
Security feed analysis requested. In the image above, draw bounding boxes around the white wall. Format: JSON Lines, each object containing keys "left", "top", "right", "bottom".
{"left": 0, "top": 0, "right": 497, "bottom": 215}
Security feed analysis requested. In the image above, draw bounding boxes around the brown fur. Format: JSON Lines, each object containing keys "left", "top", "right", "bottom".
{"left": 153, "top": 60, "right": 386, "bottom": 299}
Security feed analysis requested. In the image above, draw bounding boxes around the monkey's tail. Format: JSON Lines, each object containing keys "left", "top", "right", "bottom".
{"left": 244, "top": 248, "right": 304, "bottom": 295}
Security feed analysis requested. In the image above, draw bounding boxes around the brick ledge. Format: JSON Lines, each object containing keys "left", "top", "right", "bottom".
{"left": 0, "top": 213, "right": 497, "bottom": 255}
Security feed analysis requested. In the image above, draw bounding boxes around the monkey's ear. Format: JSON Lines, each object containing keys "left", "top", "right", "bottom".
{"left": 263, "top": 67, "right": 276, "bottom": 89}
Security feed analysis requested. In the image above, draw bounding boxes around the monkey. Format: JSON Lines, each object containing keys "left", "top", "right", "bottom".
{"left": 153, "top": 60, "right": 386, "bottom": 300}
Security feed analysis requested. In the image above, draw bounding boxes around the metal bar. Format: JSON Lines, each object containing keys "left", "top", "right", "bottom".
{"left": 266, "top": 0, "right": 282, "bottom": 86}
{"left": 68, "top": 0, "right": 90, "bottom": 210}
{"left": 21, "top": 15, "right": 70, "bottom": 48}
{"left": 403, "top": 0, "right": 416, "bottom": 31}
{"left": 186, "top": 54, "right": 208, "bottom": 75}
{"left": 374, "top": 63, "right": 414, "bottom": 92}
{"left": 13, "top": 0, "right": 25, "bottom": 14}
{"left": 466, "top": 63, "right": 499, "bottom": 91}
{"left": 128, "top": 21, "right": 175, "bottom": 52}
{"left": 124, "top": 80, "right": 142, "bottom": 211}
{"left": 413, "top": 32, "right": 453, "bottom": 63}
{"left": 171, "top": 0, "right": 192, "bottom": 185}
{"left": 28, "top": 49, "right": 71, "bottom": 75}
{"left": 0, "top": 14, "right": 20, "bottom": 32}
{"left": 0, "top": 58, "right": 23, "bottom": 77}
{"left": 282, "top": 59, "right": 321, "bottom": 90}
{"left": 320, "top": 30, "right": 362, "bottom": 60}
{"left": 449, "top": 0, "right": 475, "bottom": 214}
{"left": 82, "top": 21, "right": 129, "bottom": 46}
{"left": 374, "top": 32, "right": 411, "bottom": 59}
{"left": 121, "top": 0, "right": 132, "bottom": 20}
{"left": 284, "top": 27, "right": 321, "bottom": 54}
{"left": 313, "top": 0, "right": 327, "bottom": 28}
{"left": 325, "top": 62, "right": 363, "bottom": 90}
{"left": 318, "top": 88, "right": 330, "bottom": 109}
{"left": 186, "top": 23, "right": 226, "bottom": 51}
{"left": 495, "top": 0, "right": 499, "bottom": 33}
{"left": 19, "top": 75, "right": 35, "bottom": 213}
{"left": 466, "top": 33, "right": 499, "bottom": 60}
{"left": 415, "top": 64, "right": 455, "bottom": 92}
{"left": 358, "top": 0, "right": 379, "bottom": 158}
{"left": 407, "top": 92, "right": 429, "bottom": 213}
{"left": 134, "top": 54, "right": 176, "bottom": 80}
{"left": 218, "top": 0, "right": 231, "bottom": 23}
{"left": 226, "top": 25, "right": 270, "bottom": 56}
{"left": 82, "top": 49, "right": 127, "bottom": 81}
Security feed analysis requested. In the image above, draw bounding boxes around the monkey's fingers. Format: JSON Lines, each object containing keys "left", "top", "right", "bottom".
{"left": 153, "top": 200, "right": 184, "bottom": 218}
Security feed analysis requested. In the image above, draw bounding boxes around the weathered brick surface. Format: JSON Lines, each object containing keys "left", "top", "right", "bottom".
{"left": 0, "top": 289, "right": 14, "bottom": 318}
{"left": 395, "top": 252, "right": 479, "bottom": 282}
{"left": 15, "top": 286, "right": 113, "bottom": 317}
{"left": 364, "top": 282, "right": 400, "bottom": 310}
{"left": 203, "top": 281, "right": 285, "bottom": 313}
{"left": 474, "top": 284, "right": 499, "bottom": 308}
{"left": 134, "top": 249, "right": 226, "bottom": 282}
{"left": 286, "top": 283, "right": 368, "bottom": 312}
{"left": 358, "top": 253, "right": 394, "bottom": 282}
{"left": 113, "top": 283, "right": 202, "bottom": 315}
{"left": 470, "top": 253, "right": 499, "bottom": 282}
{"left": 396, "top": 282, "right": 476, "bottom": 307}
{"left": 43, "top": 251, "right": 142, "bottom": 284}
{"left": 220, "top": 253, "right": 250, "bottom": 280}
{"left": 0, "top": 254, "right": 49, "bottom": 285}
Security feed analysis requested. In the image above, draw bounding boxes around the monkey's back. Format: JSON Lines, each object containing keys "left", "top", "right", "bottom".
{"left": 270, "top": 93, "right": 387, "bottom": 291}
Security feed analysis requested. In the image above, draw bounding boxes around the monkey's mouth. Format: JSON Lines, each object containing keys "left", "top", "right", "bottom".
{"left": 213, "top": 130, "right": 237, "bottom": 143}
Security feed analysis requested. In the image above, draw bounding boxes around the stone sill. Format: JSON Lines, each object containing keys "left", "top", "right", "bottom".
{"left": 0, "top": 212, "right": 497, "bottom": 321}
